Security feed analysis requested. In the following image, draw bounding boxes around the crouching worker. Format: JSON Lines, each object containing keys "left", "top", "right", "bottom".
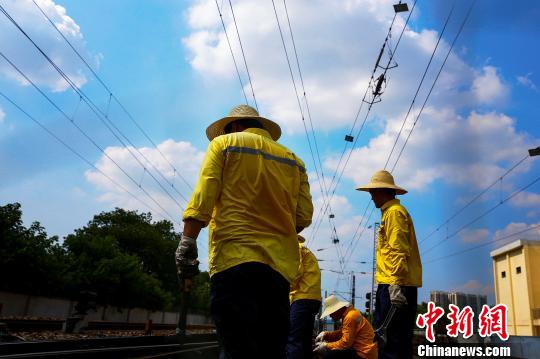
{"left": 314, "top": 295, "right": 377, "bottom": 359}
{"left": 287, "top": 235, "right": 322, "bottom": 359}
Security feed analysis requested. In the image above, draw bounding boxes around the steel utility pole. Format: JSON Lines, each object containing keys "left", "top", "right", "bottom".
{"left": 370, "top": 222, "right": 380, "bottom": 320}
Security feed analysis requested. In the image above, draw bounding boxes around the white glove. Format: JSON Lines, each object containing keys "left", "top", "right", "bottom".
{"left": 389, "top": 284, "right": 407, "bottom": 308}
{"left": 313, "top": 341, "right": 328, "bottom": 354}
{"left": 175, "top": 234, "right": 198, "bottom": 267}
{"left": 315, "top": 331, "right": 326, "bottom": 343}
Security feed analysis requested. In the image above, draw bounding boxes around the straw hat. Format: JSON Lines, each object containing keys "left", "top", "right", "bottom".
{"left": 355, "top": 170, "right": 407, "bottom": 195}
{"left": 205, "top": 104, "right": 282, "bottom": 141}
{"left": 320, "top": 295, "right": 350, "bottom": 319}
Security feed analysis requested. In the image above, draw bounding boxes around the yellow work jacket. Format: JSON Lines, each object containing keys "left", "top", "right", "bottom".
{"left": 375, "top": 199, "right": 422, "bottom": 287}
{"left": 325, "top": 306, "right": 377, "bottom": 359}
{"left": 183, "top": 128, "right": 313, "bottom": 283}
{"left": 290, "top": 243, "right": 322, "bottom": 303}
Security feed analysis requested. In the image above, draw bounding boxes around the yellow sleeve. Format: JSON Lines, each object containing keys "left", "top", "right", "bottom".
{"left": 385, "top": 208, "right": 410, "bottom": 283}
{"left": 182, "top": 139, "right": 225, "bottom": 225}
{"left": 295, "top": 157, "right": 313, "bottom": 229}
{"left": 326, "top": 311, "right": 358, "bottom": 350}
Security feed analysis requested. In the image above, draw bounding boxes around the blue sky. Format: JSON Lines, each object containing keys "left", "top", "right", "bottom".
{"left": 1, "top": 0, "right": 539, "bottom": 305}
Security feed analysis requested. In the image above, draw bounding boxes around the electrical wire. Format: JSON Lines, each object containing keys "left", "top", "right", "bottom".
{"left": 419, "top": 154, "right": 530, "bottom": 245}
{"left": 228, "top": 0, "right": 258, "bottom": 111}
{"left": 0, "top": 90, "right": 172, "bottom": 223}
{"left": 309, "top": 1, "right": 417, "bottom": 246}
{"left": 383, "top": 2, "right": 455, "bottom": 170}
{"left": 271, "top": 0, "right": 342, "bottom": 260}
{"left": 0, "top": 4, "right": 189, "bottom": 209}
{"left": 424, "top": 224, "right": 540, "bottom": 264}
{"left": 389, "top": 0, "right": 476, "bottom": 173}
{"left": 422, "top": 172, "right": 540, "bottom": 256}
{"left": 214, "top": 0, "right": 249, "bottom": 105}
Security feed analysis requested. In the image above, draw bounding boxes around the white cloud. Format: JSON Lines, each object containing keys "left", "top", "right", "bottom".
{"left": 0, "top": 107, "right": 5, "bottom": 123}
{"left": 516, "top": 72, "right": 538, "bottom": 91}
{"left": 493, "top": 222, "right": 540, "bottom": 241}
{"left": 85, "top": 139, "right": 205, "bottom": 220}
{"left": 454, "top": 279, "right": 493, "bottom": 296}
{"left": 459, "top": 228, "right": 489, "bottom": 243}
{"left": 510, "top": 191, "right": 540, "bottom": 208}
{"left": 472, "top": 66, "right": 509, "bottom": 105}
{"left": 0, "top": 0, "right": 94, "bottom": 92}
{"left": 328, "top": 109, "right": 538, "bottom": 191}
{"left": 181, "top": 0, "right": 487, "bottom": 135}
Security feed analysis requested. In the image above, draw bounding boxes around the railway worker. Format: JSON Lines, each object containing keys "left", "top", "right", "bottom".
{"left": 287, "top": 235, "right": 322, "bottom": 359}
{"left": 356, "top": 170, "right": 422, "bottom": 359}
{"left": 313, "top": 295, "right": 377, "bottom": 359}
{"left": 175, "top": 104, "right": 313, "bottom": 359}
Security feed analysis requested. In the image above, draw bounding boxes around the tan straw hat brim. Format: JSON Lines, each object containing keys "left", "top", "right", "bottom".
{"left": 320, "top": 301, "right": 350, "bottom": 319}
{"left": 356, "top": 182, "right": 407, "bottom": 195}
{"left": 206, "top": 115, "right": 281, "bottom": 141}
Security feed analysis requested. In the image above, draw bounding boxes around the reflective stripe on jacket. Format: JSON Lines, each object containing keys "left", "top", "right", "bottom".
{"left": 290, "top": 243, "right": 322, "bottom": 303}
{"left": 375, "top": 199, "right": 422, "bottom": 286}
{"left": 324, "top": 306, "right": 377, "bottom": 359}
{"left": 183, "top": 128, "right": 313, "bottom": 283}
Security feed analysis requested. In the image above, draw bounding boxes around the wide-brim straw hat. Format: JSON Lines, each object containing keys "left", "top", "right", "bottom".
{"left": 320, "top": 295, "right": 350, "bottom": 319}
{"left": 206, "top": 104, "right": 282, "bottom": 141}
{"left": 355, "top": 170, "right": 407, "bottom": 195}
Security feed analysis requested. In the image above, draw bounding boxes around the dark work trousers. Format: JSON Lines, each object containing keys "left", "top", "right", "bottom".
{"left": 321, "top": 349, "right": 361, "bottom": 359}
{"left": 286, "top": 299, "right": 321, "bottom": 359}
{"left": 374, "top": 284, "right": 417, "bottom": 359}
{"left": 210, "top": 262, "right": 290, "bottom": 359}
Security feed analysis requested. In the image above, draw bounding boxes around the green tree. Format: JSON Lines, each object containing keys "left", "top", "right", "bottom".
{"left": 0, "top": 202, "right": 66, "bottom": 296}
{"left": 63, "top": 233, "right": 173, "bottom": 310}
{"left": 64, "top": 208, "right": 210, "bottom": 312}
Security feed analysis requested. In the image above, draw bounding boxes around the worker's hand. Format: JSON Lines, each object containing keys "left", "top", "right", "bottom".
{"left": 389, "top": 284, "right": 407, "bottom": 308}
{"left": 175, "top": 234, "right": 198, "bottom": 265}
{"left": 315, "top": 331, "right": 326, "bottom": 343}
{"left": 313, "top": 341, "right": 328, "bottom": 355}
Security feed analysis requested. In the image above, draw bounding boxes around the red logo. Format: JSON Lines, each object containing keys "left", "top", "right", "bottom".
{"left": 416, "top": 302, "right": 445, "bottom": 342}
{"left": 478, "top": 304, "right": 509, "bottom": 340}
{"left": 446, "top": 304, "right": 474, "bottom": 339}
{"left": 416, "top": 302, "right": 509, "bottom": 342}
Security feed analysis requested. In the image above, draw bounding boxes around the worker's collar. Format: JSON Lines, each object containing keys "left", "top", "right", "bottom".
{"left": 381, "top": 198, "right": 400, "bottom": 212}
{"left": 341, "top": 305, "right": 354, "bottom": 318}
{"left": 243, "top": 128, "right": 272, "bottom": 139}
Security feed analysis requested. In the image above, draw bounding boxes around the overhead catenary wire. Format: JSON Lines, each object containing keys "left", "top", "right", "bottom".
{"left": 308, "top": 1, "right": 417, "bottom": 246}
{"left": 0, "top": 3, "right": 189, "bottom": 210}
{"left": 383, "top": 2, "right": 456, "bottom": 170}
{"left": 227, "top": 0, "right": 258, "bottom": 111}
{"left": 214, "top": 0, "right": 249, "bottom": 106}
{"left": 280, "top": 0, "right": 344, "bottom": 255}
{"left": 422, "top": 171, "right": 540, "bottom": 257}
{"left": 419, "top": 154, "right": 530, "bottom": 245}
{"left": 271, "top": 0, "right": 342, "bottom": 261}
{"left": 0, "top": 90, "right": 172, "bottom": 224}
{"left": 424, "top": 224, "right": 540, "bottom": 264}
{"left": 0, "top": 52, "right": 179, "bottom": 223}
{"left": 389, "top": 0, "right": 476, "bottom": 173}
{"left": 341, "top": 1, "right": 465, "bottom": 272}
{"left": 31, "top": 0, "right": 194, "bottom": 193}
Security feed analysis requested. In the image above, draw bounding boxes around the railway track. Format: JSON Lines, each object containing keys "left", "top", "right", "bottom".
{"left": 0, "top": 318, "right": 214, "bottom": 332}
{"left": 0, "top": 334, "right": 219, "bottom": 358}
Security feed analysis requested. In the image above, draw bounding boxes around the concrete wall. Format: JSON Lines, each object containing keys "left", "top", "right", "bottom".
{"left": 0, "top": 291, "right": 211, "bottom": 325}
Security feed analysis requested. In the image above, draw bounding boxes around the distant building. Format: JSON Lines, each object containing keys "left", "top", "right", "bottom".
{"left": 491, "top": 239, "right": 540, "bottom": 336}
{"left": 430, "top": 290, "right": 450, "bottom": 309}
{"left": 430, "top": 290, "right": 487, "bottom": 312}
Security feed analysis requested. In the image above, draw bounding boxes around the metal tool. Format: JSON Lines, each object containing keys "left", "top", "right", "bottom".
{"left": 176, "top": 263, "right": 200, "bottom": 340}
{"left": 374, "top": 304, "right": 397, "bottom": 347}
